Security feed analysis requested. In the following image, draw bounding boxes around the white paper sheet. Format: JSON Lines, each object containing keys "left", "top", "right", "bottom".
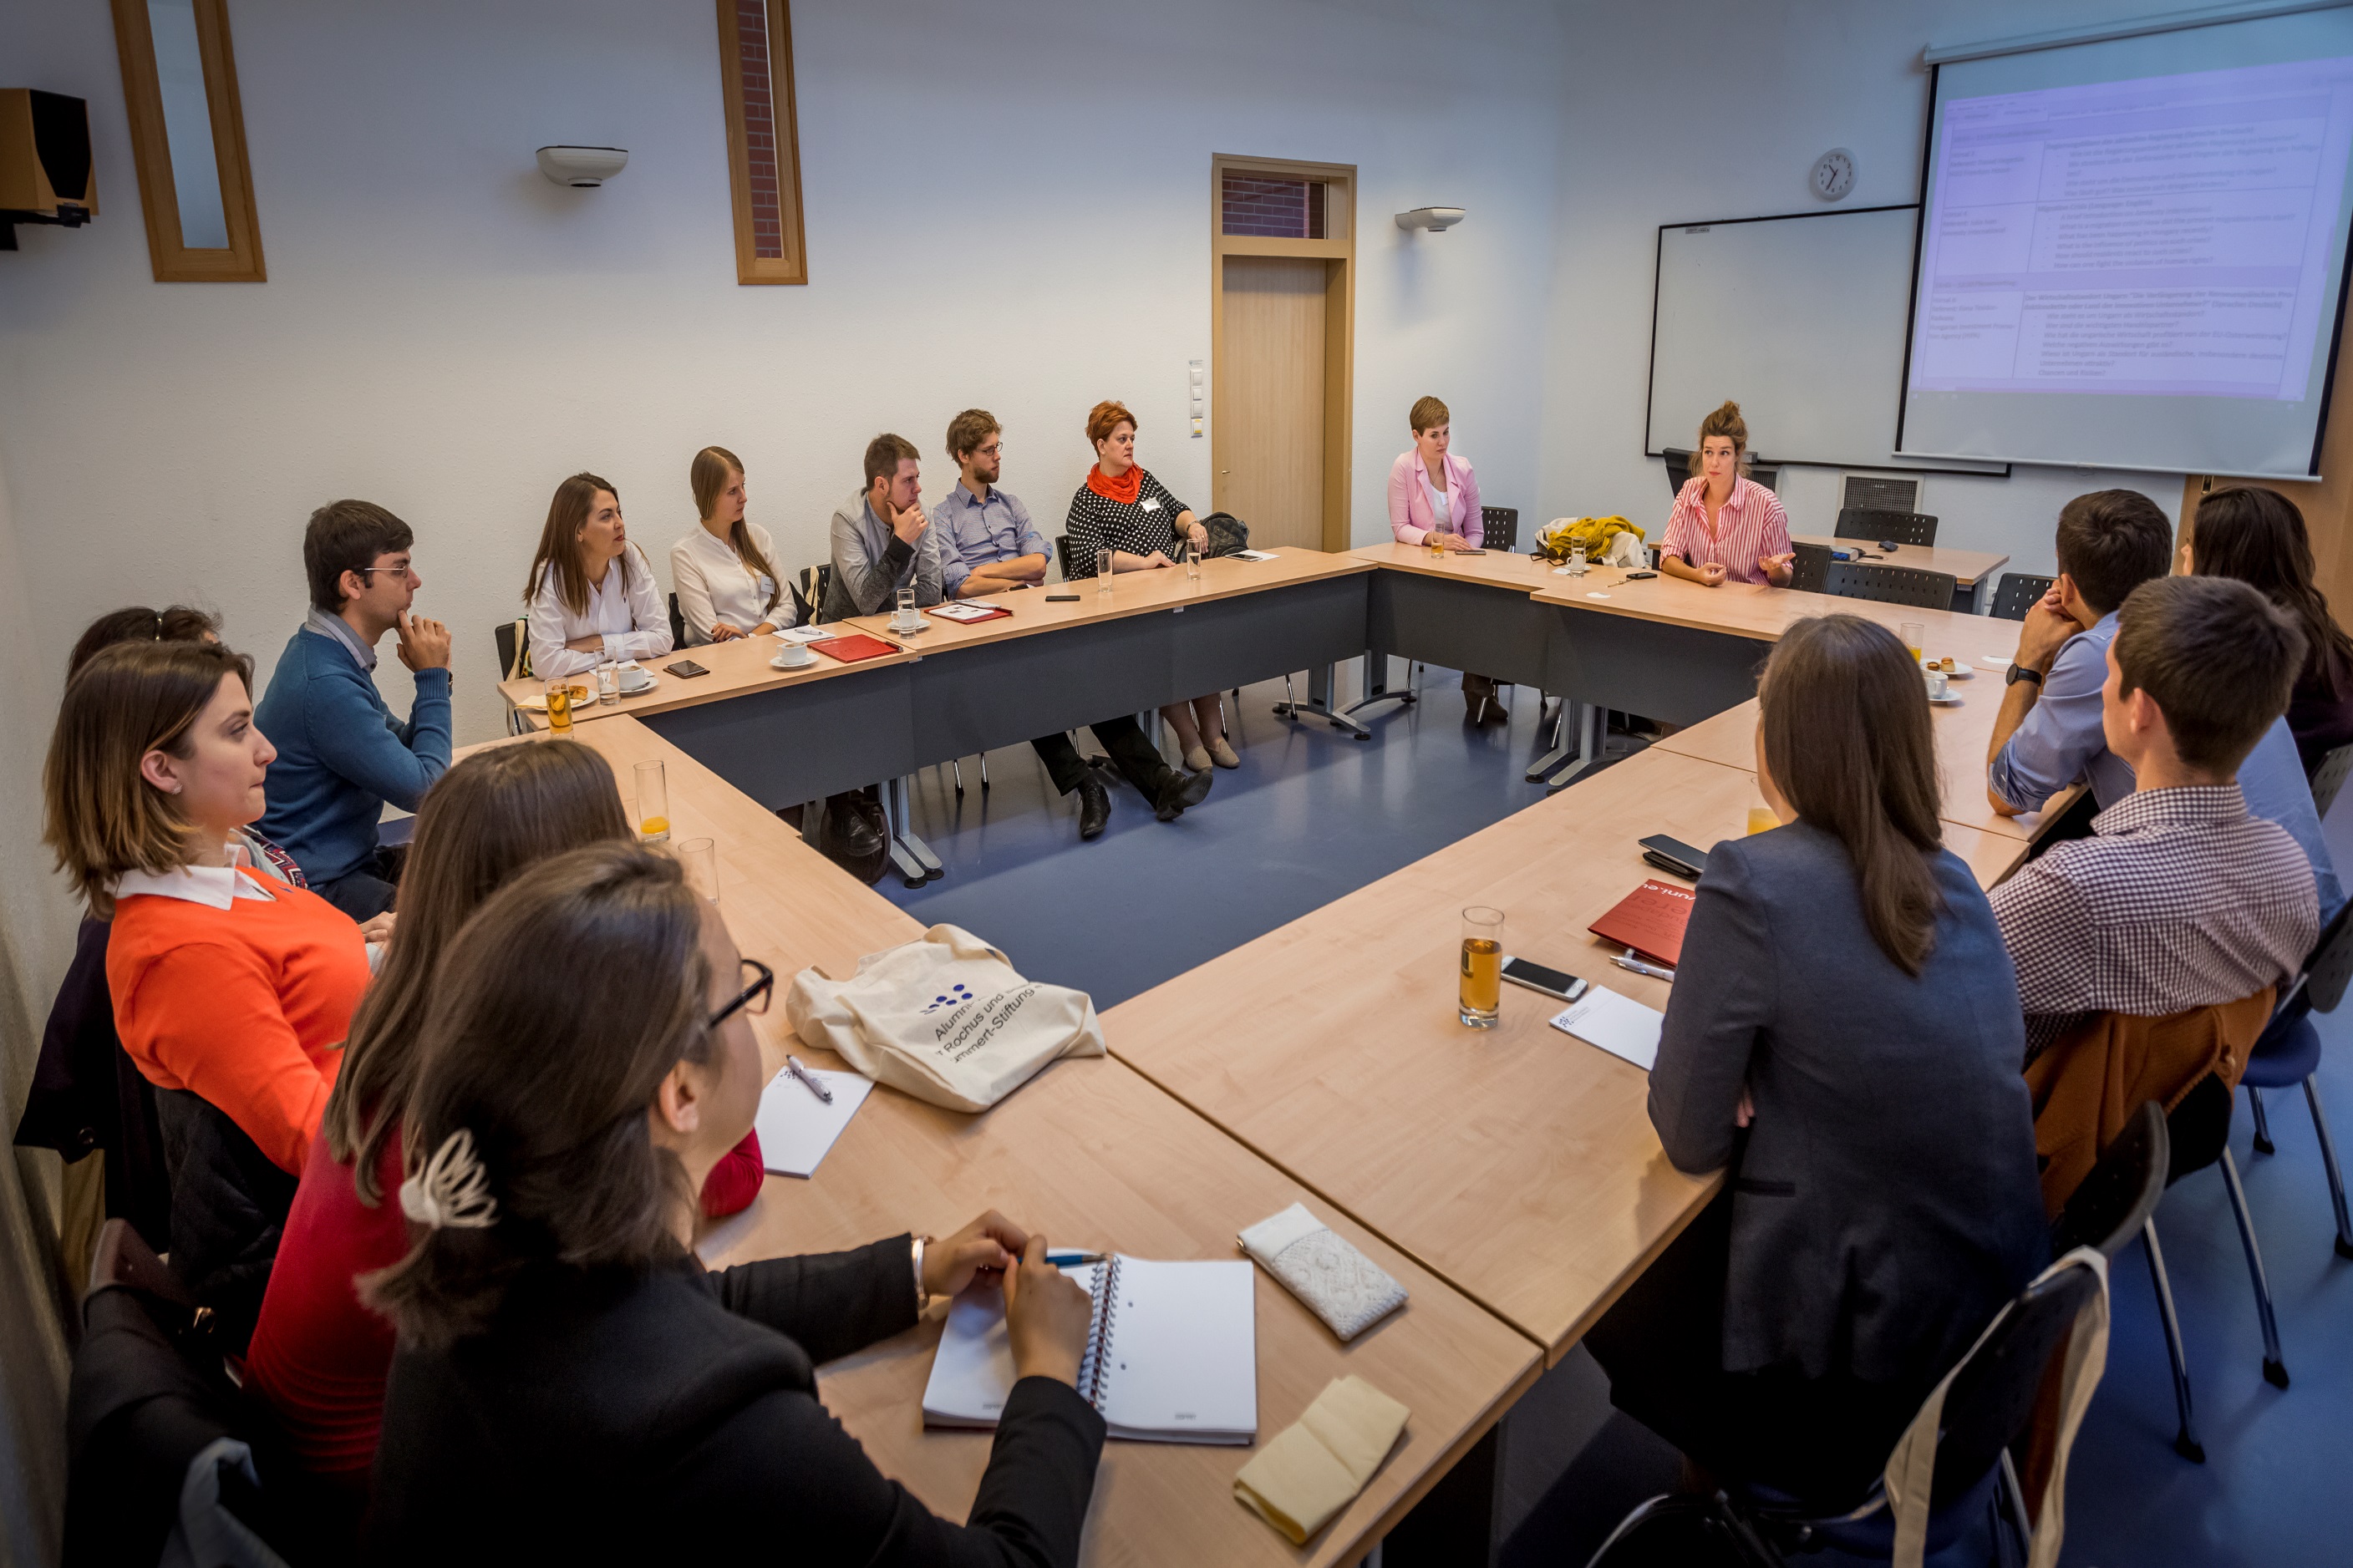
{"left": 1550, "top": 987, "right": 1665, "bottom": 1072}
{"left": 1230, "top": 549, "right": 1278, "bottom": 561}
{"left": 752, "top": 1066, "right": 872, "bottom": 1178}
{"left": 774, "top": 626, "right": 836, "bottom": 644}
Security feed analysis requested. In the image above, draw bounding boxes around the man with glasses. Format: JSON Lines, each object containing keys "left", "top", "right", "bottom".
{"left": 254, "top": 499, "right": 453, "bottom": 918}
{"left": 932, "top": 409, "right": 1210, "bottom": 842}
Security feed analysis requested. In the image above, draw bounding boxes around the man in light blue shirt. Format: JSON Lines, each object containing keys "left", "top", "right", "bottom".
{"left": 933, "top": 409, "right": 1049, "bottom": 598}
{"left": 1988, "top": 489, "right": 2342, "bottom": 922}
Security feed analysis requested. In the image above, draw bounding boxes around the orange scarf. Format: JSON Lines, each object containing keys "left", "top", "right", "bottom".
{"left": 1085, "top": 463, "right": 1143, "bottom": 505}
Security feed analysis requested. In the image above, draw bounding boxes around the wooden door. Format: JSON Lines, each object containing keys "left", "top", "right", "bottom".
{"left": 1215, "top": 255, "right": 1329, "bottom": 549}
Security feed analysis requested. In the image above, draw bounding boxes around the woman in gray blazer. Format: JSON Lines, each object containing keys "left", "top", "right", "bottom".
{"left": 1587, "top": 614, "right": 2046, "bottom": 1509}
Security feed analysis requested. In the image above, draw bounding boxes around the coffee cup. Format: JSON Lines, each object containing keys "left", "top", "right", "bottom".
{"left": 770, "top": 644, "right": 816, "bottom": 670}
{"left": 1925, "top": 670, "right": 1949, "bottom": 700}
{"left": 617, "top": 661, "right": 652, "bottom": 692}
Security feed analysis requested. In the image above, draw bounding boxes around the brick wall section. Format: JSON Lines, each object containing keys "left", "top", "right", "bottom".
{"left": 736, "top": 0, "right": 783, "bottom": 258}
{"left": 1222, "top": 174, "right": 1324, "bottom": 239}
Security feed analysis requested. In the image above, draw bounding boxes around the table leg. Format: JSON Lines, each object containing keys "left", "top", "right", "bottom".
{"left": 1344, "top": 648, "right": 1419, "bottom": 720}
{"left": 1542, "top": 703, "right": 1603, "bottom": 790}
{"left": 1524, "top": 698, "right": 1574, "bottom": 781}
{"left": 882, "top": 777, "right": 943, "bottom": 885}
{"left": 1273, "top": 662, "right": 1374, "bottom": 739}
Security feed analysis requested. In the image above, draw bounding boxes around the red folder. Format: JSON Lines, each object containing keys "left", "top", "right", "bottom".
{"left": 809, "top": 633, "right": 900, "bottom": 664}
{"left": 1587, "top": 879, "right": 1697, "bottom": 968}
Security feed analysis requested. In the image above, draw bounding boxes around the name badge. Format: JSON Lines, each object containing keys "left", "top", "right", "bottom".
{"left": 1139, "top": 496, "right": 1161, "bottom": 512}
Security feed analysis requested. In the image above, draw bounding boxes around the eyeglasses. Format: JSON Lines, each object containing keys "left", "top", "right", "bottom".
{"left": 709, "top": 957, "right": 774, "bottom": 1028}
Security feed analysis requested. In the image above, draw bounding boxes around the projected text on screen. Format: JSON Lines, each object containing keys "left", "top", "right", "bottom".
{"left": 1912, "top": 57, "right": 2353, "bottom": 401}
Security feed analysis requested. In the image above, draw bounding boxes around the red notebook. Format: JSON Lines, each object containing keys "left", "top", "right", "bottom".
{"left": 926, "top": 602, "right": 1012, "bottom": 624}
{"left": 1588, "top": 879, "right": 1697, "bottom": 968}
{"left": 809, "top": 632, "right": 900, "bottom": 664}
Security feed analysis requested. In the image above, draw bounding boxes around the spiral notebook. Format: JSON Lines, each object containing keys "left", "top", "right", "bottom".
{"left": 921, "top": 1256, "right": 1257, "bottom": 1444}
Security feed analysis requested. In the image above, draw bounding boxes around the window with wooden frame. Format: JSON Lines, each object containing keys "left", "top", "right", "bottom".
{"left": 716, "top": 0, "right": 808, "bottom": 284}
{"left": 109, "top": 0, "right": 264, "bottom": 281}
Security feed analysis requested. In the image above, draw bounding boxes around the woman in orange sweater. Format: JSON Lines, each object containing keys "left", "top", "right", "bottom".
{"left": 43, "top": 640, "right": 372, "bottom": 1341}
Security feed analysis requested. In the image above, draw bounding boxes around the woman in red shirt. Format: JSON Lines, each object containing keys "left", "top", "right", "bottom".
{"left": 43, "top": 641, "right": 371, "bottom": 1341}
{"left": 245, "top": 737, "right": 763, "bottom": 1509}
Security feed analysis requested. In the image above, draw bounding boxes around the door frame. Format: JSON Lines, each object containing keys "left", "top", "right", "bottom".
{"left": 1210, "top": 154, "right": 1356, "bottom": 553}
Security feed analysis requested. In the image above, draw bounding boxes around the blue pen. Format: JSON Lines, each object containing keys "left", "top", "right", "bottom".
{"left": 1045, "top": 1250, "right": 1108, "bottom": 1267}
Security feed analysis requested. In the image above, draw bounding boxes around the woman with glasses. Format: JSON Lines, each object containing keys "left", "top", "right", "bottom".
{"left": 363, "top": 844, "right": 1103, "bottom": 1563}
{"left": 242, "top": 743, "right": 760, "bottom": 1530}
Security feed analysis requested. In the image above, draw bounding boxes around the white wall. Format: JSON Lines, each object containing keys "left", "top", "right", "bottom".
{"left": 1536, "top": 0, "right": 2201, "bottom": 580}
{"left": 0, "top": 0, "right": 1572, "bottom": 746}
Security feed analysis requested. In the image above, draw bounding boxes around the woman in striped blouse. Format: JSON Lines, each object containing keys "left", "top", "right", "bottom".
{"left": 1659, "top": 400, "right": 1794, "bottom": 588}
{"left": 1065, "top": 401, "right": 1238, "bottom": 771}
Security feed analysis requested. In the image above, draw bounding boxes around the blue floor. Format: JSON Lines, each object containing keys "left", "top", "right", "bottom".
{"left": 882, "top": 666, "right": 2353, "bottom": 1567}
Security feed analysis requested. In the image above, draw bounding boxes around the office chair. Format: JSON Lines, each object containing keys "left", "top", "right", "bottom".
{"left": 1821, "top": 561, "right": 1955, "bottom": 611}
{"left": 1054, "top": 535, "right": 1073, "bottom": 580}
{"left": 2242, "top": 899, "right": 2353, "bottom": 1262}
{"left": 1833, "top": 507, "right": 1939, "bottom": 547}
{"left": 667, "top": 592, "right": 686, "bottom": 649}
{"left": 1990, "top": 572, "right": 2055, "bottom": 622}
{"left": 1787, "top": 540, "right": 1832, "bottom": 594}
{"left": 1480, "top": 506, "right": 1519, "bottom": 551}
{"left": 2308, "top": 739, "right": 2353, "bottom": 818}
{"left": 1659, "top": 449, "right": 1694, "bottom": 501}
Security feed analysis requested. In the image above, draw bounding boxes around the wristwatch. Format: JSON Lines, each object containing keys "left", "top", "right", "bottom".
{"left": 911, "top": 1235, "right": 929, "bottom": 1312}
{"left": 2005, "top": 663, "right": 2043, "bottom": 688}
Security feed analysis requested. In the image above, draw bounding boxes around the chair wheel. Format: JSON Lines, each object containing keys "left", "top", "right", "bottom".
{"left": 2175, "top": 1434, "right": 2207, "bottom": 1464}
{"left": 2335, "top": 1236, "right": 2353, "bottom": 1261}
{"left": 2264, "top": 1358, "right": 2290, "bottom": 1389}
{"left": 2254, "top": 1133, "right": 2276, "bottom": 1155}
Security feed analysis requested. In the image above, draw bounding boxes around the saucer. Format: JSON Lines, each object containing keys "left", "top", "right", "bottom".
{"left": 617, "top": 676, "right": 657, "bottom": 696}
{"left": 1928, "top": 693, "right": 1964, "bottom": 706}
{"left": 770, "top": 650, "right": 816, "bottom": 670}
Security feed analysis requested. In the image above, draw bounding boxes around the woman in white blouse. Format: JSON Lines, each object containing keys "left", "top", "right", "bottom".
{"left": 523, "top": 472, "right": 673, "bottom": 679}
{"left": 669, "top": 446, "right": 795, "bottom": 644}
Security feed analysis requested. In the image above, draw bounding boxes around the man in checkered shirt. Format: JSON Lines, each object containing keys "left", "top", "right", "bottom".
{"left": 1990, "top": 576, "right": 2320, "bottom": 1058}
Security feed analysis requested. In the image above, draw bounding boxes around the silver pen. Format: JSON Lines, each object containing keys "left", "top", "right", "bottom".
{"left": 1609, "top": 947, "right": 1677, "bottom": 982}
{"left": 785, "top": 1054, "right": 834, "bottom": 1104}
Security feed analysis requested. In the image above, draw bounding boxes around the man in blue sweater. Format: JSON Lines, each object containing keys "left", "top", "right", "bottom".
{"left": 255, "top": 500, "right": 453, "bottom": 918}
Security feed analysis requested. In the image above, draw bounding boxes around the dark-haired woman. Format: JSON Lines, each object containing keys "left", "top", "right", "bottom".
{"left": 671, "top": 445, "right": 795, "bottom": 643}
{"left": 363, "top": 844, "right": 1103, "bottom": 1564}
{"left": 2187, "top": 485, "right": 2353, "bottom": 775}
{"left": 1658, "top": 400, "right": 1794, "bottom": 588}
{"left": 43, "top": 641, "right": 372, "bottom": 1346}
{"left": 1584, "top": 614, "right": 2045, "bottom": 1509}
{"left": 525, "top": 472, "right": 673, "bottom": 679}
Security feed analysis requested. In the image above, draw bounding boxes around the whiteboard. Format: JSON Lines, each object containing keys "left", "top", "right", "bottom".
{"left": 1646, "top": 206, "right": 2003, "bottom": 474}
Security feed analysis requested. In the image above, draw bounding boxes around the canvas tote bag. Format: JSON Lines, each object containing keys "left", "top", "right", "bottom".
{"left": 785, "top": 925, "right": 1105, "bottom": 1111}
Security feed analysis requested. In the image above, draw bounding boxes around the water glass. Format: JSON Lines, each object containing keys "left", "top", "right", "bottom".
{"left": 1900, "top": 621, "right": 1925, "bottom": 663}
{"left": 1183, "top": 540, "right": 1202, "bottom": 583}
{"left": 1095, "top": 548, "right": 1115, "bottom": 594}
{"left": 1459, "top": 906, "right": 1504, "bottom": 1028}
{"left": 596, "top": 661, "right": 619, "bottom": 705}
{"left": 676, "top": 837, "right": 719, "bottom": 903}
{"left": 894, "top": 586, "right": 919, "bottom": 633}
{"left": 543, "top": 677, "right": 574, "bottom": 734}
{"left": 1568, "top": 545, "right": 1588, "bottom": 576}
{"left": 633, "top": 759, "right": 670, "bottom": 843}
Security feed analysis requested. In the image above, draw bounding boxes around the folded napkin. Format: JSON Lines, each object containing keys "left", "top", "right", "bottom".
{"left": 1238, "top": 1203, "right": 1407, "bottom": 1342}
{"left": 1234, "top": 1375, "right": 1411, "bottom": 1545}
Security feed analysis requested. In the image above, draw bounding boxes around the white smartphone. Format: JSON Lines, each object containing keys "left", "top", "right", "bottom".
{"left": 1501, "top": 956, "right": 1589, "bottom": 1002}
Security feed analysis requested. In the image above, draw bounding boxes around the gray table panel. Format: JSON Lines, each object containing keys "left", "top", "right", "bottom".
{"left": 1169, "top": 572, "right": 1369, "bottom": 697}
{"left": 900, "top": 609, "right": 1177, "bottom": 762}
{"left": 643, "top": 663, "right": 917, "bottom": 808}
{"left": 1366, "top": 569, "right": 1554, "bottom": 689}
{"left": 1538, "top": 608, "right": 1768, "bottom": 728}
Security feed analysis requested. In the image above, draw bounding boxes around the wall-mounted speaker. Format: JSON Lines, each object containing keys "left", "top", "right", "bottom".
{"left": 0, "top": 89, "right": 97, "bottom": 251}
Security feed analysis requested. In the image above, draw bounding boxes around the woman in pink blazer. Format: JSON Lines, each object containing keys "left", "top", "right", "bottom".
{"left": 1388, "top": 396, "right": 1504, "bottom": 721}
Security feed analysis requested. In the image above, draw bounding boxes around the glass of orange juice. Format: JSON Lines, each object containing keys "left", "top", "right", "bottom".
{"left": 1899, "top": 621, "right": 1925, "bottom": 664}
{"left": 1747, "top": 805, "right": 1781, "bottom": 835}
{"left": 1460, "top": 906, "right": 1504, "bottom": 1028}
{"left": 543, "top": 677, "right": 574, "bottom": 734}
{"left": 633, "top": 759, "right": 670, "bottom": 843}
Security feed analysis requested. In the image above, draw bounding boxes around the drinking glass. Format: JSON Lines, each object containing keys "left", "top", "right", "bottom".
{"left": 1747, "top": 805, "right": 1781, "bottom": 836}
{"left": 542, "top": 677, "right": 574, "bottom": 734}
{"left": 1900, "top": 621, "right": 1925, "bottom": 664}
{"left": 1568, "top": 545, "right": 1588, "bottom": 576}
{"left": 1183, "top": 540, "right": 1202, "bottom": 583}
{"left": 1426, "top": 531, "right": 1446, "bottom": 558}
{"left": 1095, "top": 548, "right": 1115, "bottom": 594}
{"left": 1459, "top": 906, "right": 1504, "bottom": 1028}
{"left": 596, "top": 661, "right": 619, "bottom": 705}
{"left": 676, "top": 837, "right": 719, "bottom": 903}
{"left": 633, "top": 759, "right": 670, "bottom": 843}
{"left": 894, "top": 586, "right": 918, "bottom": 632}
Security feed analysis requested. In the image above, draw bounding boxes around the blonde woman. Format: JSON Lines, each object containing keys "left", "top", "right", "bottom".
{"left": 523, "top": 473, "right": 673, "bottom": 678}
{"left": 1659, "top": 401, "right": 1793, "bottom": 588}
{"left": 671, "top": 446, "right": 794, "bottom": 643}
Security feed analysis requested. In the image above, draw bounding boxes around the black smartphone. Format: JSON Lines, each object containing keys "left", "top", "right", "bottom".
{"left": 1624, "top": 570, "right": 1658, "bottom": 580}
{"left": 1046, "top": 592, "right": 1081, "bottom": 601}
{"left": 1502, "top": 957, "right": 1589, "bottom": 1002}
{"left": 664, "top": 660, "right": 711, "bottom": 679}
{"left": 1878, "top": 540, "right": 1902, "bottom": 553}
{"left": 1639, "top": 833, "right": 1709, "bottom": 880}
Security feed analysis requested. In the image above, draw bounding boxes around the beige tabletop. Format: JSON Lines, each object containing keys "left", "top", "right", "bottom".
{"left": 496, "top": 621, "right": 919, "bottom": 733}
{"left": 1342, "top": 540, "right": 1566, "bottom": 589}
{"left": 506, "top": 718, "right": 1542, "bottom": 1565}
{"left": 1788, "top": 534, "right": 2012, "bottom": 590}
{"left": 842, "top": 546, "right": 1375, "bottom": 654}
{"left": 1532, "top": 564, "right": 2021, "bottom": 655}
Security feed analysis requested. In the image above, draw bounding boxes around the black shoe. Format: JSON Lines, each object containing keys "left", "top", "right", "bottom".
{"left": 1152, "top": 766, "right": 1215, "bottom": 821}
{"left": 1077, "top": 774, "right": 1111, "bottom": 840}
{"left": 817, "top": 792, "right": 888, "bottom": 885}
{"left": 1482, "top": 699, "right": 1510, "bottom": 725}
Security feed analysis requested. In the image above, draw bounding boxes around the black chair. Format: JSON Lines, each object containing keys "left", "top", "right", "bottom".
{"left": 1481, "top": 505, "right": 1519, "bottom": 551}
{"left": 1835, "top": 506, "right": 1939, "bottom": 547}
{"left": 1990, "top": 571, "right": 2055, "bottom": 622}
{"left": 2308, "top": 739, "right": 2353, "bottom": 819}
{"left": 667, "top": 591, "right": 687, "bottom": 649}
{"left": 795, "top": 562, "right": 835, "bottom": 622}
{"left": 1822, "top": 561, "right": 1956, "bottom": 611}
{"left": 1788, "top": 540, "right": 1832, "bottom": 594}
{"left": 1660, "top": 449, "right": 1694, "bottom": 501}
{"left": 492, "top": 619, "right": 524, "bottom": 680}
{"left": 1054, "top": 534, "right": 1073, "bottom": 580}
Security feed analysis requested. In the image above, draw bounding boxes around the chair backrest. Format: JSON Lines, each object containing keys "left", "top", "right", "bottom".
{"left": 1660, "top": 449, "right": 1693, "bottom": 500}
{"left": 1835, "top": 506, "right": 1939, "bottom": 546}
{"left": 1747, "top": 463, "right": 1779, "bottom": 495}
{"left": 2309, "top": 739, "right": 2353, "bottom": 820}
{"left": 1581, "top": 1492, "right": 1781, "bottom": 1568}
{"left": 2049, "top": 1100, "right": 2168, "bottom": 1259}
{"left": 1481, "top": 505, "right": 1519, "bottom": 551}
{"left": 1921, "top": 1258, "right": 2103, "bottom": 1510}
{"left": 492, "top": 619, "right": 526, "bottom": 681}
{"left": 2300, "top": 896, "right": 2353, "bottom": 1013}
{"left": 667, "top": 591, "right": 686, "bottom": 649}
{"left": 1990, "top": 571, "right": 2055, "bottom": 622}
{"left": 1788, "top": 540, "right": 1832, "bottom": 594}
{"left": 2167, "top": 1072, "right": 2235, "bottom": 1184}
{"left": 796, "top": 562, "right": 833, "bottom": 622}
{"left": 1822, "top": 561, "right": 1956, "bottom": 610}
{"left": 1054, "top": 534, "right": 1073, "bottom": 580}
